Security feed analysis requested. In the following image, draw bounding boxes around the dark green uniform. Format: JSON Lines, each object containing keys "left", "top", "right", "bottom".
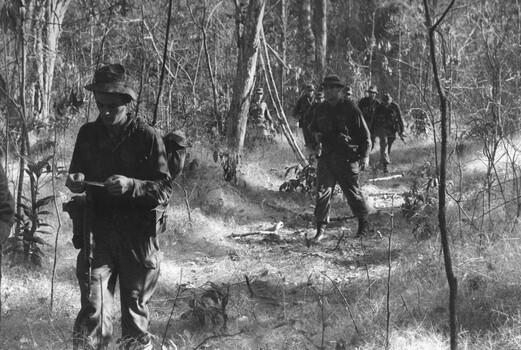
{"left": 69, "top": 115, "right": 172, "bottom": 349}
{"left": 371, "top": 101, "right": 404, "bottom": 166}
{"left": 308, "top": 99, "right": 371, "bottom": 225}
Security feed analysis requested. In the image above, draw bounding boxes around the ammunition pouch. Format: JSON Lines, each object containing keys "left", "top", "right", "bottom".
{"left": 62, "top": 195, "right": 87, "bottom": 249}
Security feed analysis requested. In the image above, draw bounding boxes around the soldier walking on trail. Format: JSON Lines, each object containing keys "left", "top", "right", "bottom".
{"left": 65, "top": 63, "right": 173, "bottom": 350}
{"left": 358, "top": 85, "right": 381, "bottom": 143}
{"left": 247, "top": 87, "right": 275, "bottom": 148}
{"left": 308, "top": 75, "right": 372, "bottom": 242}
{"left": 293, "top": 83, "right": 315, "bottom": 146}
{"left": 302, "top": 91, "right": 325, "bottom": 150}
{"left": 371, "top": 93, "right": 405, "bottom": 173}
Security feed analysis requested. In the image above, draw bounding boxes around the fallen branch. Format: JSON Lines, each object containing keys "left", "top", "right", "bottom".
{"left": 368, "top": 174, "right": 403, "bottom": 182}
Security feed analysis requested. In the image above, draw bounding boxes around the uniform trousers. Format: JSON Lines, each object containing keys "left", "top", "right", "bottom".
{"left": 73, "top": 216, "right": 160, "bottom": 350}
{"left": 314, "top": 152, "right": 369, "bottom": 225}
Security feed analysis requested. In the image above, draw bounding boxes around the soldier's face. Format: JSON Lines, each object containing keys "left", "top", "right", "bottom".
{"left": 94, "top": 92, "right": 128, "bottom": 127}
{"left": 323, "top": 85, "right": 341, "bottom": 101}
{"left": 369, "top": 92, "right": 377, "bottom": 99}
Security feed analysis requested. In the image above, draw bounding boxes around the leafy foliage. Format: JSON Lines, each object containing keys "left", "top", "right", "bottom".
{"left": 4, "top": 155, "right": 63, "bottom": 267}
{"left": 401, "top": 161, "right": 438, "bottom": 240}
{"left": 181, "top": 282, "right": 229, "bottom": 330}
{"left": 279, "top": 159, "right": 317, "bottom": 194}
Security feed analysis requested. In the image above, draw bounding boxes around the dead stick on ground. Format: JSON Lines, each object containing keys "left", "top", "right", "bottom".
{"left": 175, "top": 182, "right": 193, "bottom": 229}
{"left": 321, "top": 272, "right": 360, "bottom": 335}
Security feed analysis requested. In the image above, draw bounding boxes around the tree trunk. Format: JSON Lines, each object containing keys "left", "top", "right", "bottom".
{"left": 298, "top": 0, "right": 315, "bottom": 80}
{"left": 423, "top": 1, "right": 458, "bottom": 349}
{"left": 28, "top": 0, "right": 72, "bottom": 125}
{"left": 226, "top": 0, "right": 266, "bottom": 154}
{"left": 314, "top": 0, "right": 327, "bottom": 79}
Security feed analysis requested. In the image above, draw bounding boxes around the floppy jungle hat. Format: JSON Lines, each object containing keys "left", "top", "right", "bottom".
{"left": 84, "top": 64, "right": 137, "bottom": 100}
{"left": 164, "top": 130, "right": 192, "bottom": 148}
{"left": 321, "top": 75, "right": 345, "bottom": 88}
{"left": 367, "top": 85, "right": 378, "bottom": 94}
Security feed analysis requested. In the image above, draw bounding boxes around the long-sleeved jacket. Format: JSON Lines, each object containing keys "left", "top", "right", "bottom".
{"left": 68, "top": 115, "right": 172, "bottom": 218}
{"left": 371, "top": 101, "right": 404, "bottom": 137}
{"left": 293, "top": 95, "right": 313, "bottom": 124}
{"left": 358, "top": 96, "right": 381, "bottom": 128}
{"left": 308, "top": 99, "right": 371, "bottom": 160}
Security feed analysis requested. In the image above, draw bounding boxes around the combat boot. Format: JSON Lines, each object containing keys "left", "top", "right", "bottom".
{"left": 356, "top": 218, "right": 370, "bottom": 237}
{"left": 312, "top": 224, "right": 326, "bottom": 242}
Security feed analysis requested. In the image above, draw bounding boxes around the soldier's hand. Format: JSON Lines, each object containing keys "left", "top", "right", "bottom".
{"left": 359, "top": 157, "right": 369, "bottom": 171}
{"left": 66, "top": 173, "right": 86, "bottom": 193}
{"left": 104, "top": 175, "right": 134, "bottom": 196}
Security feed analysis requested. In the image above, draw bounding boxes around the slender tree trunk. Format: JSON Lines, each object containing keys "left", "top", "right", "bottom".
{"left": 226, "top": 0, "right": 266, "bottom": 154}
{"left": 298, "top": 0, "right": 315, "bottom": 80}
{"left": 279, "top": 0, "right": 287, "bottom": 107}
{"left": 423, "top": 1, "right": 458, "bottom": 349}
{"left": 314, "top": 0, "right": 327, "bottom": 79}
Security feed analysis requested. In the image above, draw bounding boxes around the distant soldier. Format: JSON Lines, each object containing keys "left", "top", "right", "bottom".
{"left": 371, "top": 94, "right": 405, "bottom": 173}
{"left": 302, "top": 91, "right": 325, "bottom": 150}
{"left": 247, "top": 87, "right": 275, "bottom": 148}
{"left": 345, "top": 86, "right": 355, "bottom": 101}
{"left": 358, "top": 85, "right": 381, "bottom": 144}
{"left": 293, "top": 83, "right": 315, "bottom": 144}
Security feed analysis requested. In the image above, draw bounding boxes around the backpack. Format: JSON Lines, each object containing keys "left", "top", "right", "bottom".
{"left": 163, "top": 130, "right": 191, "bottom": 180}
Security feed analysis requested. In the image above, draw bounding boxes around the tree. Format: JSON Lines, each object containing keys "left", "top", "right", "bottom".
{"left": 226, "top": 0, "right": 266, "bottom": 155}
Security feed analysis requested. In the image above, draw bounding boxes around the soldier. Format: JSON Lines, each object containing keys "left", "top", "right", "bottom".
{"left": 293, "top": 83, "right": 315, "bottom": 146}
{"left": 345, "top": 86, "right": 355, "bottom": 101}
{"left": 358, "top": 85, "right": 381, "bottom": 143}
{"left": 371, "top": 93, "right": 405, "bottom": 173}
{"left": 247, "top": 87, "right": 275, "bottom": 148}
{"left": 308, "top": 75, "right": 371, "bottom": 242}
{"left": 65, "top": 64, "right": 173, "bottom": 350}
{"left": 302, "top": 91, "right": 325, "bottom": 150}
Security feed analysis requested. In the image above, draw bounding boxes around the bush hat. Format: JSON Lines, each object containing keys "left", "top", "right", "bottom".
{"left": 383, "top": 93, "right": 391, "bottom": 101}
{"left": 164, "top": 130, "right": 192, "bottom": 148}
{"left": 255, "top": 87, "right": 264, "bottom": 95}
{"left": 367, "top": 85, "right": 378, "bottom": 94}
{"left": 84, "top": 64, "right": 137, "bottom": 100}
{"left": 304, "top": 83, "right": 315, "bottom": 91}
{"left": 321, "top": 75, "right": 345, "bottom": 88}
{"left": 345, "top": 86, "right": 353, "bottom": 95}
{"left": 316, "top": 91, "right": 325, "bottom": 98}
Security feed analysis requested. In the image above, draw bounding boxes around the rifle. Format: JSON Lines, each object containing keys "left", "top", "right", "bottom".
{"left": 63, "top": 195, "right": 94, "bottom": 297}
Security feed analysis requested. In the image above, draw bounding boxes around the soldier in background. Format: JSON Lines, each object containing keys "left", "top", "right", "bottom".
{"left": 358, "top": 85, "right": 380, "bottom": 144}
{"left": 302, "top": 91, "right": 325, "bottom": 151}
{"left": 246, "top": 87, "right": 275, "bottom": 148}
{"left": 293, "top": 83, "right": 315, "bottom": 145}
{"left": 345, "top": 86, "right": 355, "bottom": 101}
{"left": 371, "top": 93, "right": 405, "bottom": 173}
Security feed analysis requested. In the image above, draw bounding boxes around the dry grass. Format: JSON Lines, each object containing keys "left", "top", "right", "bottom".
{"left": 2, "top": 133, "right": 521, "bottom": 349}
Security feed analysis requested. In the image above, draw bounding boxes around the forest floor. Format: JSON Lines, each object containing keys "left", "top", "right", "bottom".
{"left": 0, "top": 133, "right": 519, "bottom": 350}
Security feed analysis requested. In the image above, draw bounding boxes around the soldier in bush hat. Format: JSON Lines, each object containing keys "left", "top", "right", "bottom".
{"left": 66, "top": 63, "right": 173, "bottom": 350}
{"left": 358, "top": 84, "right": 381, "bottom": 136}
{"left": 292, "top": 83, "right": 315, "bottom": 145}
{"left": 345, "top": 86, "right": 354, "bottom": 101}
{"left": 307, "top": 74, "right": 372, "bottom": 243}
{"left": 247, "top": 86, "right": 275, "bottom": 148}
{"left": 370, "top": 93, "right": 405, "bottom": 173}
